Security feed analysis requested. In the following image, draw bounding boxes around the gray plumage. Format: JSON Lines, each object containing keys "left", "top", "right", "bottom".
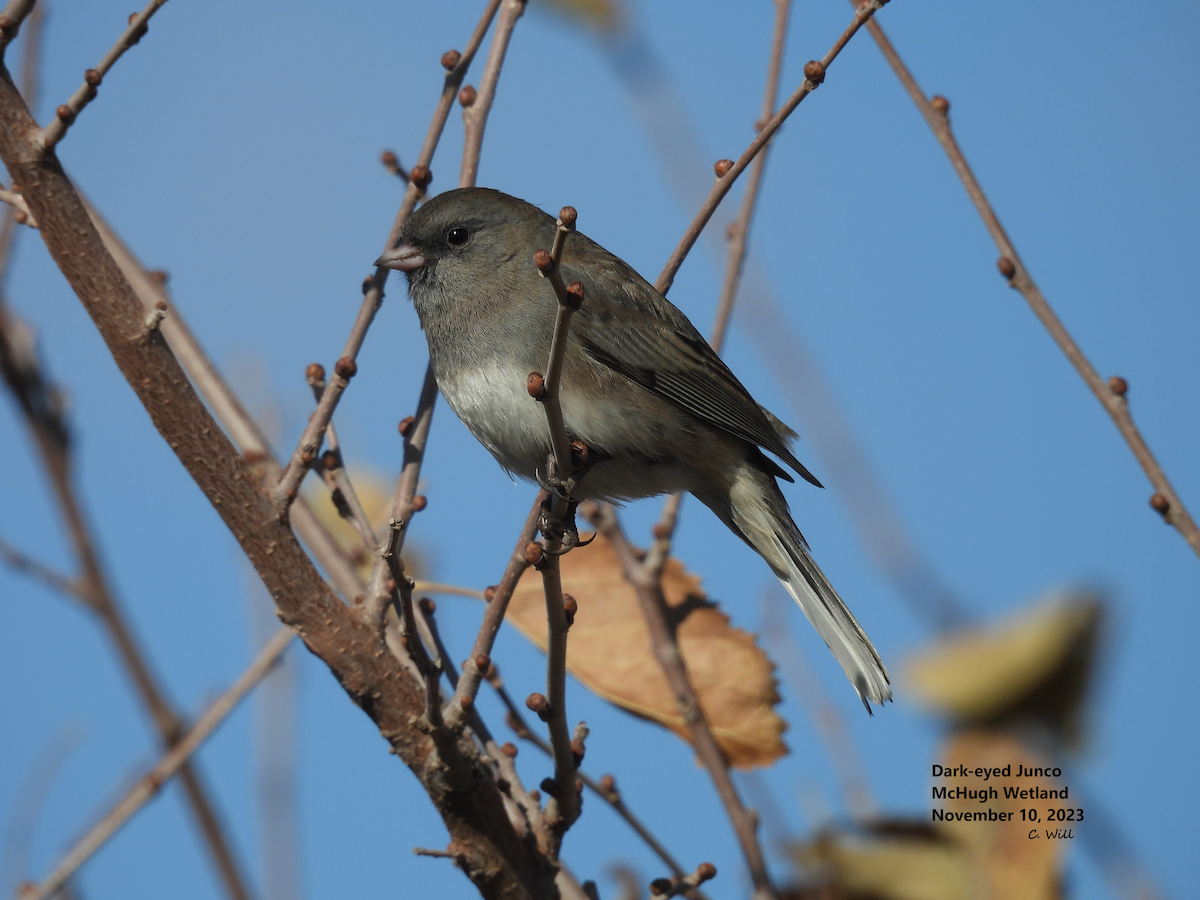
{"left": 377, "top": 187, "right": 891, "bottom": 709}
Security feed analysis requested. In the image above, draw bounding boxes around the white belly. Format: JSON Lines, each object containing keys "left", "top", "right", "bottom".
{"left": 437, "top": 360, "right": 701, "bottom": 501}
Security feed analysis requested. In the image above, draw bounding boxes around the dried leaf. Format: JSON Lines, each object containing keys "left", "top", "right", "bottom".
{"left": 933, "top": 731, "right": 1068, "bottom": 900}
{"left": 903, "top": 594, "right": 1101, "bottom": 743}
{"left": 793, "top": 825, "right": 976, "bottom": 900}
{"left": 508, "top": 533, "right": 786, "bottom": 768}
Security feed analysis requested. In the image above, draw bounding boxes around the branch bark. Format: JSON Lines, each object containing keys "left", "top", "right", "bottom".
{"left": 863, "top": 16, "right": 1200, "bottom": 562}
{"left": 0, "top": 44, "right": 556, "bottom": 900}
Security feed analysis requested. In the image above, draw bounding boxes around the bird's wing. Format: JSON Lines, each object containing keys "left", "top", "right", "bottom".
{"left": 575, "top": 288, "right": 822, "bottom": 487}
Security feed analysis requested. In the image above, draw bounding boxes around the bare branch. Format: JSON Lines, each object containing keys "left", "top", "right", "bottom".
{"left": 0, "top": 300, "right": 256, "bottom": 900}
{"left": 22, "top": 628, "right": 295, "bottom": 900}
{"left": 862, "top": 16, "right": 1200, "bottom": 561}
{"left": 82, "top": 198, "right": 366, "bottom": 602}
{"left": 586, "top": 503, "right": 775, "bottom": 900}
{"left": 40, "top": 1, "right": 171, "bottom": 150}
{"left": 709, "top": 0, "right": 792, "bottom": 356}
{"left": 305, "top": 363, "right": 379, "bottom": 554}
{"left": 372, "top": 0, "right": 528, "bottom": 595}
{"left": 493, "top": 674, "right": 704, "bottom": 893}
{"left": 0, "top": 14, "right": 557, "bottom": 892}
{"left": 0, "top": 0, "right": 39, "bottom": 55}
{"left": 648, "top": 864, "right": 718, "bottom": 900}
{"left": 0, "top": 536, "right": 80, "bottom": 601}
{"left": 275, "top": 0, "right": 515, "bottom": 514}
{"left": 460, "top": 0, "right": 528, "bottom": 186}
{"left": 654, "top": 0, "right": 888, "bottom": 296}
{"left": 419, "top": 600, "right": 550, "bottom": 851}
{"left": 645, "top": 0, "right": 794, "bottom": 582}
{"left": 444, "top": 499, "right": 541, "bottom": 730}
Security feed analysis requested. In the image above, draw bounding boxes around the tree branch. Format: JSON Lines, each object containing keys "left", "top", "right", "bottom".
{"left": 654, "top": 0, "right": 889, "bottom": 297}
{"left": 40, "top": 0, "right": 171, "bottom": 150}
{"left": 0, "top": 299, "right": 257, "bottom": 900}
{"left": 0, "top": 31, "right": 557, "bottom": 900}
{"left": 861, "top": 15, "right": 1200, "bottom": 562}
{"left": 585, "top": 504, "right": 775, "bottom": 900}
{"left": 21, "top": 627, "right": 295, "bottom": 900}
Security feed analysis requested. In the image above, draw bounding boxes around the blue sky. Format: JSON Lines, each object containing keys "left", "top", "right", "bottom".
{"left": 1, "top": 1, "right": 1197, "bottom": 898}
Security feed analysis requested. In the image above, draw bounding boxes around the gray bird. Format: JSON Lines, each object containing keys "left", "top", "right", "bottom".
{"left": 377, "top": 187, "right": 890, "bottom": 709}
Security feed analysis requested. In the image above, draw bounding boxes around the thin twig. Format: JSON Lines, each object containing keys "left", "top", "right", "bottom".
{"left": 532, "top": 210, "right": 583, "bottom": 484}
{"left": 493, "top": 674, "right": 705, "bottom": 894}
{"left": 586, "top": 503, "right": 776, "bottom": 900}
{"left": 22, "top": 628, "right": 294, "bottom": 900}
{"left": 418, "top": 600, "right": 550, "bottom": 850}
{"left": 654, "top": 0, "right": 888, "bottom": 297}
{"left": 305, "top": 364, "right": 379, "bottom": 553}
{"left": 709, "top": 0, "right": 792, "bottom": 356}
{"left": 0, "top": 0, "right": 39, "bottom": 55}
{"left": 365, "top": 366, "right": 438, "bottom": 612}
{"left": 370, "top": 0, "right": 528, "bottom": 601}
{"left": 40, "top": 0, "right": 171, "bottom": 150}
{"left": 382, "top": 522, "right": 442, "bottom": 729}
{"left": 862, "top": 16, "right": 1200, "bottom": 561}
{"left": 412, "top": 581, "right": 488, "bottom": 601}
{"left": 645, "top": 0, "right": 794, "bottom": 572}
{"left": 274, "top": 0, "right": 509, "bottom": 513}
{"left": 81, "top": 197, "right": 366, "bottom": 602}
{"left": 443, "top": 499, "right": 541, "bottom": 730}
{"left": 0, "top": 537, "right": 80, "bottom": 601}
{"left": 524, "top": 208, "right": 590, "bottom": 847}
{"left": 0, "top": 302, "right": 257, "bottom": 900}
{"left": 459, "top": 0, "right": 527, "bottom": 187}
{"left": 368, "top": 0, "right": 527, "bottom": 607}
{"left": 0, "top": 187, "right": 35, "bottom": 227}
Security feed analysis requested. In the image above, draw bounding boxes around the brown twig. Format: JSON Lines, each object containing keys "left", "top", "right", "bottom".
{"left": 654, "top": 0, "right": 888, "bottom": 297}
{"left": 274, "top": 0, "right": 510, "bottom": 514}
{"left": 862, "top": 17, "right": 1200, "bottom": 561}
{"left": 418, "top": 600, "right": 550, "bottom": 851}
{"left": 645, "top": 0, "right": 794, "bottom": 570}
{"left": 82, "top": 198, "right": 365, "bottom": 602}
{"left": 0, "top": 25, "right": 557, "bottom": 894}
{"left": 305, "top": 363, "right": 379, "bottom": 554}
{"left": 40, "top": 1, "right": 171, "bottom": 150}
{"left": 0, "top": 302, "right": 257, "bottom": 900}
{"left": 532, "top": 209, "right": 584, "bottom": 484}
{"left": 0, "top": 186, "right": 34, "bottom": 227}
{"left": 586, "top": 504, "right": 775, "bottom": 899}
{"left": 492, "top": 674, "right": 704, "bottom": 893}
{"left": 443, "top": 499, "right": 541, "bottom": 730}
{"left": 524, "top": 208, "right": 590, "bottom": 848}
{"left": 368, "top": 0, "right": 524, "bottom": 597}
{"left": 0, "top": 0, "right": 39, "bottom": 54}
{"left": 366, "top": 367, "right": 438, "bottom": 611}
{"left": 459, "top": 0, "right": 527, "bottom": 187}
{"left": 382, "top": 522, "right": 443, "bottom": 730}
{"left": 648, "top": 863, "right": 718, "bottom": 899}
{"left": 22, "top": 627, "right": 295, "bottom": 900}
{"left": 0, "top": 537, "right": 79, "bottom": 600}
{"left": 710, "top": 0, "right": 792, "bottom": 356}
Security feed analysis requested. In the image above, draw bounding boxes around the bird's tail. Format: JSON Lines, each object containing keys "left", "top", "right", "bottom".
{"left": 711, "top": 465, "right": 891, "bottom": 711}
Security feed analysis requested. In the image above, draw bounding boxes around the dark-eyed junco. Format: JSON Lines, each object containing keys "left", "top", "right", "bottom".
{"left": 377, "top": 187, "right": 890, "bottom": 709}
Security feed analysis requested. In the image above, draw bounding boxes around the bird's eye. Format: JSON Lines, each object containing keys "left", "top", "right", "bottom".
{"left": 447, "top": 227, "right": 469, "bottom": 246}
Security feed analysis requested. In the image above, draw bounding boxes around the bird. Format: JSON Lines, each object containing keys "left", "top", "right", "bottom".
{"left": 376, "top": 187, "right": 890, "bottom": 709}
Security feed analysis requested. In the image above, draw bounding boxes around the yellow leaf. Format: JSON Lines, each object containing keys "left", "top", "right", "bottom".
{"left": 508, "top": 534, "right": 786, "bottom": 768}
{"left": 903, "top": 594, "right": 1101, "bottom": 743}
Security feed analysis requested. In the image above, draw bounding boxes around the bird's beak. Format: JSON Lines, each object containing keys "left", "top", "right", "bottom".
{"left": 375, "top": 242, "right": 426, "bottom": 271}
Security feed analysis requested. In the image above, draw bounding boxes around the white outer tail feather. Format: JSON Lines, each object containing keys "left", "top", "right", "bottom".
{"left": 728, "top": 468, "right": 892, "bottom": 710}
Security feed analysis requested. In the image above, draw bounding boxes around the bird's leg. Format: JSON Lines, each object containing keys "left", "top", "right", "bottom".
{"left": 537, "top": 440, "right": 597, "bottom": 554}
